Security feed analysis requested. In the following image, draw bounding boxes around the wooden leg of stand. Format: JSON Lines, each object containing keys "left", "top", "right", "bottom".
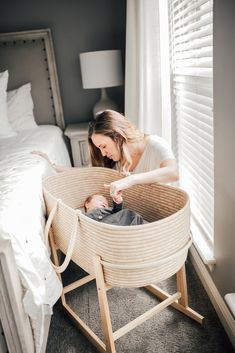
{"left": 176, "top": 264, "right": 188, "bottom": 307}
{"left": 94, "top": 256, "right": 116, "bottom": 353}
{"left": 146, "top": 264, "right": 204, "bottom": 325}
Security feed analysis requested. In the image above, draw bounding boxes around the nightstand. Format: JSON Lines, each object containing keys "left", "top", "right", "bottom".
{"left": 64, "top": 122, "right": 90, "bottom": 167}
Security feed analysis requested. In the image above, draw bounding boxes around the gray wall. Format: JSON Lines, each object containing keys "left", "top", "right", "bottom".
{"left": 213, "top": 0, "right": 235, "bottom": 295}
{"left": 0, "top": 0, "right": 126, "bottom": 125}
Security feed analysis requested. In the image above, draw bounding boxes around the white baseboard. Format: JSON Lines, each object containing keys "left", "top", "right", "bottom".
{"left": 189, "top": 245, "right": 235, "bottom": 348}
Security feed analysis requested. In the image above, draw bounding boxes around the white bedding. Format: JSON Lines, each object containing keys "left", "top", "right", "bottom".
{"left": 0, "top": 125, "right": 71, "bottom": 352}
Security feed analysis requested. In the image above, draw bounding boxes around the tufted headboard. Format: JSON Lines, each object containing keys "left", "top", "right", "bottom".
{"left": 0, "top": 28, "right": 65, "bottom": 129}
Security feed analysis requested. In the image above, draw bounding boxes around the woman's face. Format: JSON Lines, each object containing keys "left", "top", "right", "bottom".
{"left": 91, "top": 133, "right": 120, "bottom": 161}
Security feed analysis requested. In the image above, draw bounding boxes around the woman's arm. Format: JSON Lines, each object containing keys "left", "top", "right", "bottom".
{"left": 53, "top": 164, "right": 71, "bottom": 173}
{"left": 31, "top": 151, "right": 71, "bottom": 172}
{"left": 105, "top": 159, "right": 179, "bottom": 198}
{"left": 132, "top": 159, "right": 179, "bottom": 184}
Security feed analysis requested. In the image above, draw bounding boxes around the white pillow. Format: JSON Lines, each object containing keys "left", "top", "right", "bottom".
{"left": 7, "top": 83, "right": 38, "bottom": 132}
{"left": 0, "top": 70, "right": 17, "bottom": 138}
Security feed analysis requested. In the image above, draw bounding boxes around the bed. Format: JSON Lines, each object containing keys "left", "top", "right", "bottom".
{"left": 0, "top": 29, "right": 71, "bottom": 353}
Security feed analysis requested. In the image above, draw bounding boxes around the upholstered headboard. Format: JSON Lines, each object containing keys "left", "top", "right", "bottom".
{"left": 0, "top": 28, "right": 65, "bottom": 129}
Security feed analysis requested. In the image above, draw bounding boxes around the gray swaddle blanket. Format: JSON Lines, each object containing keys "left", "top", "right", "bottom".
{"left": 85, "top": 201, "right": 146, "bottom": 225}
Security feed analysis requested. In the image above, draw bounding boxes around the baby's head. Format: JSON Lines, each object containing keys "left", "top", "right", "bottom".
{"left": 84, "top": 194, "right": 109, "bottom": 212}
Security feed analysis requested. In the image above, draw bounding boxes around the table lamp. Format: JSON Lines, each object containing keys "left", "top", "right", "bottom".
{"left": 79, "top": 49, "right": 123, "bottom": 116}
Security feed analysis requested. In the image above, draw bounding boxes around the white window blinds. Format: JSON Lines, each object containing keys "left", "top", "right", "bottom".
{"left": 169, "top": 0, "right": 214, "bottom": 253}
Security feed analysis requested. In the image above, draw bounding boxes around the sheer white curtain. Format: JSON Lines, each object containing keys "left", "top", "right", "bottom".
{"left": 125, "top": 0, "right": 163, "bottom": 135}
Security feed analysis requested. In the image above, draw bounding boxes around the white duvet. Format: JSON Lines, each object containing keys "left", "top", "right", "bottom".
{"left": 0, "top": 125, "right": 71, "bottom": 352}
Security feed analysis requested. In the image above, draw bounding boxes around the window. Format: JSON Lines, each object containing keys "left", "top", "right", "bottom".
{"left": 168, "top": 0, "right": 214, "bottom": 263}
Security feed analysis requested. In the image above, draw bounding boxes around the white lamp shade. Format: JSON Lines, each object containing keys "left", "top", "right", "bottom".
{"left": 80, "top": 50, "right": 123, "bottom": 89}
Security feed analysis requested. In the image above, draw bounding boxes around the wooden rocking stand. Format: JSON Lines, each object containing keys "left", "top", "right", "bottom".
{"left": 49, "top": 231, "right": 204, "bottom": 353}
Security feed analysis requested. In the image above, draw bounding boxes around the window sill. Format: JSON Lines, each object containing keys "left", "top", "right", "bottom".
{"left": 190, "top": 218, "right": 216, "bottom": 272}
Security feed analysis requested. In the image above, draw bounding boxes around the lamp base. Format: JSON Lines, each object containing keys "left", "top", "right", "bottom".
{"left": 93, "top": 88, "right": 119, "bottom": 117}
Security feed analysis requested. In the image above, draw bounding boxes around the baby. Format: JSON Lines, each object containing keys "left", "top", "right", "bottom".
{"left": 84, "top": 194, "right": 145, "bottom": 226}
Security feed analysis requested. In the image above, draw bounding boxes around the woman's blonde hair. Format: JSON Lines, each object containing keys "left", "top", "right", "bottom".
{"left": 88, "top": 110, "right": 144, "bottom": 174}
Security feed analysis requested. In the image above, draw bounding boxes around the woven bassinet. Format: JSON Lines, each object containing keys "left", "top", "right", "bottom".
{"left": 43, "top": 167, "right": 191, "bottom": 288}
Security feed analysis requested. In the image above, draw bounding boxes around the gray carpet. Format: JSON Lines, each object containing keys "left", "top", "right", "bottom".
{"left": 46, "top": 259, "right": 234, "bottom": 353}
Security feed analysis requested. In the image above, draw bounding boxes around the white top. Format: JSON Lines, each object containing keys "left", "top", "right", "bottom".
{"left": 132, "top": 135, "right": 175, "bottom": 173}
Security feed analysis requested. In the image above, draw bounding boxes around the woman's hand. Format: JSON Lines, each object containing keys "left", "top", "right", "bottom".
{"left": 104, "top": 176, "right": 135, "bottom": 199}
{"left": 31, "top": 151, "right": 53, "bottom": 166}
{"left": 112, "top": 193, "right": 123, "bottom": 204}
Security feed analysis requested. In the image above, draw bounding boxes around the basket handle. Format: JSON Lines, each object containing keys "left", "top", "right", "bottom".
{"left": 45, "top": 199, "right": 80, "bottom": 273}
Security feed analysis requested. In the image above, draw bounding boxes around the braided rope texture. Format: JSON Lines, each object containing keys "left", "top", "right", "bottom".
{"left": 43, "top": 167, "right": 191, "bottom": 287}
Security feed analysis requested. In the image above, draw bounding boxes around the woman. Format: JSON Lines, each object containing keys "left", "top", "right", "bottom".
{"left": 88, "top": 110, "right": 179, "bottom": 199}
